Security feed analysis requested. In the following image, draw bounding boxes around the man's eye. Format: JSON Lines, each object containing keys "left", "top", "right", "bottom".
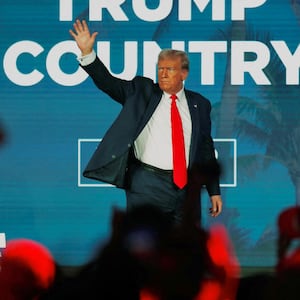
{"left": 158, "top": 67, "right": 176, "bottom": 72}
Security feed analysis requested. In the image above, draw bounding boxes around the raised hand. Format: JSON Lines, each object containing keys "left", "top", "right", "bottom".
{"left": 69, "top": 19, "right": 98, "bottom": 56}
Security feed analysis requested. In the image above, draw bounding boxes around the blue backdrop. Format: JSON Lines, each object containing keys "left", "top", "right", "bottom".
{"left": 1, "top": 0, "right": 300, "bottom": 267}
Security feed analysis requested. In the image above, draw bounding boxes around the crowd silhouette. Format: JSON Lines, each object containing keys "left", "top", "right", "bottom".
{"left": 1, "top": 204, "right": 300, "bottom": 299}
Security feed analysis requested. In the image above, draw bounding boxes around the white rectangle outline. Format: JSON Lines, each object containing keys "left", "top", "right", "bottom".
{"left": 214, "top": 138, "right": 237, "bottom": 187}
{"left": 0, "top": 233, "right": 6, "bottom": 248}
{"left": 78, "top": 138, "right": 237, "bottom": 188}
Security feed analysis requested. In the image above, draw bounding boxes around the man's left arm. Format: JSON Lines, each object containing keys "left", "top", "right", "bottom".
{"left": 200, "top": 135, "right": 223, "bottom": 217}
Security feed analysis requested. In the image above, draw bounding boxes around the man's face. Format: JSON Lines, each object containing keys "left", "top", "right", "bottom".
{"left": 157, "top": 57, "right": 188, "bottom": 94}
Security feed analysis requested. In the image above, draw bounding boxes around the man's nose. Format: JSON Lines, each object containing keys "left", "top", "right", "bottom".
{"left": 161, "top": 69, "right": 168, "bottom": 77}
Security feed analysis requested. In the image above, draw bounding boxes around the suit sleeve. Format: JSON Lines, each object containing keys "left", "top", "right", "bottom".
{"left": 81, "top": 56, "right": 133, "bottom": 105}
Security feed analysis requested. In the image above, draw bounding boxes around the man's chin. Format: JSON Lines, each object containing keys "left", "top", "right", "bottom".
{"left": 159, "top": 84, "right": 171, "bottom": 93}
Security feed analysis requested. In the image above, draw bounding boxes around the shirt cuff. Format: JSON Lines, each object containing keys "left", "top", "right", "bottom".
{"left": 77, "top": 50, "right": 96, "bottom": 66}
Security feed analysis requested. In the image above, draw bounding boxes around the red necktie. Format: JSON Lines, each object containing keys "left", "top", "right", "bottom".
{"left": 170, "top": 94, "right": 187, "bottom": 189}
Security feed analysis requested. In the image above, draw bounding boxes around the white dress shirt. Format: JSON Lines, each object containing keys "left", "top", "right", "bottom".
{"left": 134, "top": 89, "right": 191, "bottom": 170}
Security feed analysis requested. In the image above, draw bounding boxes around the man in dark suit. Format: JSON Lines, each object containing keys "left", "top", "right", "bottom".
{"left": 70, "top": 19, "right": 222, "bottom": 225}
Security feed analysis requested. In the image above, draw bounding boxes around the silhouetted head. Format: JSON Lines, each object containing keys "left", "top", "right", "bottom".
{"left": 0, "top": 238, "right": 56, "bottom": 299}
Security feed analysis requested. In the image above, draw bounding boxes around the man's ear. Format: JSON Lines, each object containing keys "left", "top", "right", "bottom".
{"left": 181, "top": 70, "right": 189, "bottom": 81}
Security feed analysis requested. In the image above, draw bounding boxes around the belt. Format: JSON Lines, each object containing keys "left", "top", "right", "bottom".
{"left": 134, "top": 159, "right": 173, "bottom": 176}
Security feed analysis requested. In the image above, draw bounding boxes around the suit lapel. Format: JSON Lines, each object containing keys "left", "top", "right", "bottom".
{"left": 135, "top": 89, "right": 163, "bottom": 136}
{"left": 186, "top": 90, "right": 200, "bottom": 165}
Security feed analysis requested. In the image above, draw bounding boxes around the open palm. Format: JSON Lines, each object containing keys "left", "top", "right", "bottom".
{"left": 69, "top": 19, "right": 98, "bottom": 56}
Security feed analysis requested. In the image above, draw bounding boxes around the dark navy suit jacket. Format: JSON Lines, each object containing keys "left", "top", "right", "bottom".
{"left": 82, "top": 57, "right": 220, "bottom": 196}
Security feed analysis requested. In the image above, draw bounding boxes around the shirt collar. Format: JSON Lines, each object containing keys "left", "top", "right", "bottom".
{"left": 163, "top": 88, "right": 185, "bottom": 101}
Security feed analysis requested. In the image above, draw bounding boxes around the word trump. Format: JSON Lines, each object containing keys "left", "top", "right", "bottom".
{"left": 59, "top": 0, "right": 267, "bottom": 21}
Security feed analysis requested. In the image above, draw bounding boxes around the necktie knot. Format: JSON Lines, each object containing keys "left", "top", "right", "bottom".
{"left": 170, "top": 94, "right": 177, "bottom": 102}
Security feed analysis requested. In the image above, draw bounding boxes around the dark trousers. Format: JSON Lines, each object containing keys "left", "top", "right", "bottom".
{"left": 126, "top": 160, "right": 196, "bottom": 226}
